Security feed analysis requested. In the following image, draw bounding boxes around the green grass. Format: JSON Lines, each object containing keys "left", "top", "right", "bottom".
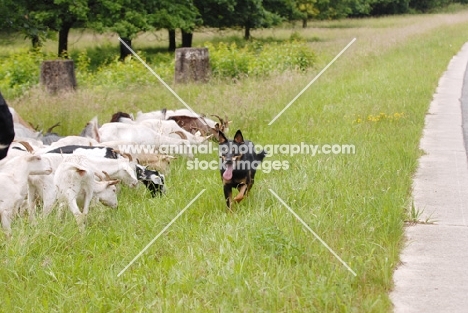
{"left": 1, "top": 10, "right": 468, "bottom": 312}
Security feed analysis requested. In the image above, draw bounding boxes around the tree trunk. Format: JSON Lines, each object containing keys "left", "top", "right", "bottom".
{"left": 168, "top": 29, "right": 176, "bottom": 52}
{"left": 119, "top": 37, "right": 132, "bottom": 61}
{"left": 181, "top": 30, "right": 193, "bottom": 48}
{"left": 58, "top": 22, "right": 73, "bottom": 58}
{"left": 244, "top": 25, "right": 251, "bottom": 40}
{"left": 302, "top": 18, "right": 308, "bottom": 28}
{"left": 32, "top": 35, "right": 41, "bottom": 49}
{"left": 40, "top": 60, "right": 77, "bottom": 93}
{"left": 175, "top": 48, "right": 210, "bottom": 84}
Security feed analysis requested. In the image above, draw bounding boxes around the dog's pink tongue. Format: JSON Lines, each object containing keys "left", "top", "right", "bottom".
{"left": 223, "top": 165, "right": 233, "bottom": 180}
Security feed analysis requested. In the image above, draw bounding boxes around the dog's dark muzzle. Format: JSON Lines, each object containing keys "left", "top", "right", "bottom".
{"left": 220, "top": 151, "right": 234, "bottom": 164}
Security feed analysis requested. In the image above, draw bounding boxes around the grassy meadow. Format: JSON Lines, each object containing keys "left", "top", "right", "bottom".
{"left": 2, "top": 10, "right": 468, "bottom": 312}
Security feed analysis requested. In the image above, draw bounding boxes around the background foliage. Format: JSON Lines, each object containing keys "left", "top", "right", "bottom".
{"left": 0, "top": 35, "right": 317, "bottom": 98}
{"left": 2, "top": 0, "right": 468, "bottom": 56}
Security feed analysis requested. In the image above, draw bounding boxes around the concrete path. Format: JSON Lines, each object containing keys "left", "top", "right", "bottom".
{"left": 390, "top": 43, "right": 468, "bottom": 312}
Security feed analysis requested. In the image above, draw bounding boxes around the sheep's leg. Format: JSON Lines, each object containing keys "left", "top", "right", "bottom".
{"left": 27, "top": 184, "right": 37, "bottom": 223}
{"left": 56, "top": 202, "right": 65, "bottom": 220}
{"left": 82, "top": 191, "right": 93, "bottom": 216}
{"left": 66, "top": 196, "right": 85, "bottom": 231}
{"left": 42, "top": 193, "right": 56, "bottom": 217}
{"left": 1, "top": 209, "right": 12, "bottom": 237}
{"left": 42, "top": 178, "right": 57, "bottom": 217}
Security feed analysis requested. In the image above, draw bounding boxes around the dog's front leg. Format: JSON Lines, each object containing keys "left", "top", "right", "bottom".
{"left": 234, "top": 184, "right": 248, "bottom": 203}
{"left": 224, "top": 185, "right": 233, "bottom": 210}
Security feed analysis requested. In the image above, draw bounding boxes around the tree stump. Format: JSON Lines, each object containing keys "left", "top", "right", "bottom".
{"left": 175, "top": 48, "right": 210, "bottom": 83}
{"left": 40, "top": 60, "right": 77, "bottom": 93}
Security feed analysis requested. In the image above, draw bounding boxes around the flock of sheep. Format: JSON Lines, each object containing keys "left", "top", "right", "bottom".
{"left": 0, "top": 94, "right": 228, "bottom": 236}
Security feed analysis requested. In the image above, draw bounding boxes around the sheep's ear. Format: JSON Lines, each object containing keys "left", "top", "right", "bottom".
{"left": 77, "top": 169, "right": 87, "bottom": 177}
{"left": 28, "top": 155, "right": 41, "bottom": 161}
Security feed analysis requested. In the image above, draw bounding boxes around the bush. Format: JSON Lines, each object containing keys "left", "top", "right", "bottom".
{"left": 76, "top": 52, "right": 174, "bottom": 90}
{"left": 205, "top": 39, "right": 316, "bottom": 79}
{"left": 0, "top": 49, "right": 49, "bottom": 98}
{"left": 70, "top": 48, "right": 175, "bottom": 90}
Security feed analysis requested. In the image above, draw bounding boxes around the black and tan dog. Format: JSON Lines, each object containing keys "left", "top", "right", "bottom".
{"left": 218, "top": 130, "right": 266, "bottom": 210}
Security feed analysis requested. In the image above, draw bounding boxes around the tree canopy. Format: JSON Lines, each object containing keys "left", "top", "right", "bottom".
{"left": 1, "top": 0, "right": 90, "bottom": 55}
{"left": 2, "top": 0, "right": 466, "bottom": 55}
{"left": 147, "top": 0, "right": 201, "bottom": 50}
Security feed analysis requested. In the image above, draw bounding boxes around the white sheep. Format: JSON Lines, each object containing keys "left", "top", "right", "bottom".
{"left": 139, "top": 119, "right": 210, "bottom": 145}
{"left": 0, "top": 155, "right": 52, "bottom": 235}
{"left": 53, "top": 155, "right": 120, "bottom": 230}
{"left": 98, "top": 123, "right": 194, "bottom": 157}
{"left": 28, "top": 153, "right": 136, "bottom": 218}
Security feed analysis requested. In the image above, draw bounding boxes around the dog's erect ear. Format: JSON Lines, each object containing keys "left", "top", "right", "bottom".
{"left": 234, "top": 130, "right": 244, "bottom": 144}
{"left": 218, "top": 131, "right": 228, "bottom": 144}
